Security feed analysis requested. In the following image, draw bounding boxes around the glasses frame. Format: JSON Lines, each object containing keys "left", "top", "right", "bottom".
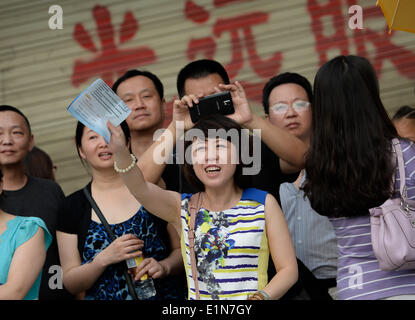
{"left": 270, "top": 100, "right": 311, "bottom": 115}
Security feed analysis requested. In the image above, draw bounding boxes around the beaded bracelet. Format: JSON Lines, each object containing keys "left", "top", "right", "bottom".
{"left": 114, "top": 153, "right": 137, "bottom": 173}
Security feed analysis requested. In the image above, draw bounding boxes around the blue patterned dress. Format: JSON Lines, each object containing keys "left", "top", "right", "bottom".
{"left": 82, "top": 206, "right": 183, "bottom": 300}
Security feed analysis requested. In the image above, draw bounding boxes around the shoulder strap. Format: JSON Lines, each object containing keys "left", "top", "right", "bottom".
{"left": 392, "top": 138, "right": 407, "bottom": 200}
{"left": 83, "top": 187, "right": 116, "bottom": 241}
{"left": 187, "top": 192, "right": 202, "bottom": 300}
{"left": 82, "top": 187, "right": 139, "bottom": 300}
{"left": 241, "top": 188, "right": 267, "bottom": 205}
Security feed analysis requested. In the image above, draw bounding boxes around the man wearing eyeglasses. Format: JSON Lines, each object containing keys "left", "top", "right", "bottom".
{"left": 262, "top": 73, "right": 338, "bottom": 300}
{"left": 262, "top": 73, "right": 312, "bottom": 144}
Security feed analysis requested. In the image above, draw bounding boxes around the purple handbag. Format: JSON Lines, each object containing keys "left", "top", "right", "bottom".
{"left": 370, "top": 138, "right": 415, "bottom": 271}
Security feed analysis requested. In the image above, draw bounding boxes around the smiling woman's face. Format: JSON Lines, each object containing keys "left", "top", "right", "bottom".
{"left": 191, "top": 137, "right": 238, "bottom": 190}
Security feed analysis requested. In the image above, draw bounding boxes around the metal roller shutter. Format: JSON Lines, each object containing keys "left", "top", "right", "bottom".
{"left": 1, "top": 0, "right": 414, "bottom": 195}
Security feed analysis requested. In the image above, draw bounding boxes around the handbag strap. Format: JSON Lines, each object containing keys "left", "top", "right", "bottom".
{"left": 188, "top": 192, "right": 202, "bottom": 300}
{"left": 82, "top": 187, "right": 139, "bottom": 300}
{"left": 392, "top": 138, "right": 407, "bottom": 200}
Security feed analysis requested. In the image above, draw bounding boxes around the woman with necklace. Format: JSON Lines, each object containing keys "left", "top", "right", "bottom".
{"left": 56, "top": 121, "right": 185, "bottom": 300}
{"left": 108, "top": 94, "right": 298, "bottom": 300}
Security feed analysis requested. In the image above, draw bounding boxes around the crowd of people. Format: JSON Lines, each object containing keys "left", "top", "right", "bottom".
{"left": 0, "top": 54, "right": 415, "bottom": 300}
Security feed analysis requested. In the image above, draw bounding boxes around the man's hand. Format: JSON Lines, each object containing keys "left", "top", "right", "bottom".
{"left": 219, "top": 81, "right": 253, "bottom": 125}
{"left": 172, "top": 94, "right": 202, "bottom": 130}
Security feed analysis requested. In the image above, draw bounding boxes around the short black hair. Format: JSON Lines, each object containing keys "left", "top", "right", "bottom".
{"left": 176, "top": 59, "right": 230, "bottom": 98}
{"left": 182, "top": 114, "right": 252, "bottom": 192}
{"left": 262, "top": 72, "right": 313, "bottom": 114}
{"left": 392, "top": 105, "right": 415, "bottom": 120}
{"left": 0, "top": 105, "right": 32, "bottom": 134}
{"left": 112, "top": 69, "right": 164, "bottom": 100}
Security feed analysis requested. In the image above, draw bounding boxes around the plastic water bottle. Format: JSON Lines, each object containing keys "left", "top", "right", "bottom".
{"left": 126, "top": 255, "right": 156, "bottom": 299}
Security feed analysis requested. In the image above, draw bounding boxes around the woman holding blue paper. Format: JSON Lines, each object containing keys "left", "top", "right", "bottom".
{"left": 107, "top": 109, "right": 298, "bottom": 300}
{"left": 56, "top": 121, "right": 185, "bottom": 300}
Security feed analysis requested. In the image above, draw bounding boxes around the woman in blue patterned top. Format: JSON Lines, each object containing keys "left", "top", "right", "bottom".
{"left": 108, "top": 85, "right": 298, "bottom": 300}
{"left": 56, "top": 121, "right": 185, "bottom": 300}
{"left": 0, "top": 168, "right": 52, "bottom": 300}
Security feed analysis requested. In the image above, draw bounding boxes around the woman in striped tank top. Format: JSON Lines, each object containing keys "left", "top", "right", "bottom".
{"left": 108, "top": 111, "right": 298, "bottom": 300}
{"left": 303, "top": 55, "right": 415, "bottom": 300}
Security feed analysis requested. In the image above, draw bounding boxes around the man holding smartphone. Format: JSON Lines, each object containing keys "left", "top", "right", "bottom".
{"left": 175, "top": 59, "right": 307, "bottom": 203}
{"left": 188, "top": 91, "right": 235, "bottom": 123}
{"left": 136, "top": 59, "right": 312, "bottom": 300}
{"left": 138, "top": 59, "right": 306, "bottom": 204}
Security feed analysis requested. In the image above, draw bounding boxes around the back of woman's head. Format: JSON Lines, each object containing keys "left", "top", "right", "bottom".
{"left": 24, "top": 146, "right": 56, "bottom": 181}
{"left": 303, "top": 55, "right": 397, "bottom": 217}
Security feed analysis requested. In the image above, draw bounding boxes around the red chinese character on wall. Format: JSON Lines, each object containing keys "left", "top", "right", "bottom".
{"left": 184, "top": 0, "right": 282, "bottom": 103}
{"left": 307, "top": 0, "right": 349, "bottom": 66}
{"left": 71, "top": 5, "right": 157, "bottom": 87}
{"left": 307, "top": 0, "right": 415, "bottom": 79}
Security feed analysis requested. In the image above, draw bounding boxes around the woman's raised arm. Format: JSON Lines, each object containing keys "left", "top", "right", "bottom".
{"left": 107, "top": 121, "right": 182, "bottom": 230}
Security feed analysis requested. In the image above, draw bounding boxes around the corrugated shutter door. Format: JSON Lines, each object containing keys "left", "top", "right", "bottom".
{"left": 1, "top": 0, "right": 414, "bottom": 195}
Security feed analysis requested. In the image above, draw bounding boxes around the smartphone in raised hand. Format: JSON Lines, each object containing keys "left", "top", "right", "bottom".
{"left": 189, "top": 91, "right": 235, "bottom": 123}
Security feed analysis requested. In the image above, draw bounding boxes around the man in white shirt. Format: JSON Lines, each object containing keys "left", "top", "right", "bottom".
{"left": 262, "top": 73, "right": 338, "bottom": 299}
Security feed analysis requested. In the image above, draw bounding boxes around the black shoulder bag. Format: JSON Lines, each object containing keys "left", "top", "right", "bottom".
{"left": 82, "top": 187, "right": 139, "bottom": 300}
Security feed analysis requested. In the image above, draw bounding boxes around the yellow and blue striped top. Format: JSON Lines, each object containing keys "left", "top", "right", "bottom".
{"left": 180, "top": 188, "right": 269, "bottom": 300}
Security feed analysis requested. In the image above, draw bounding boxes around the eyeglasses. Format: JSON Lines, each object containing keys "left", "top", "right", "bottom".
{"left": 270, "top": 100, "right": 310, "bottom": 115}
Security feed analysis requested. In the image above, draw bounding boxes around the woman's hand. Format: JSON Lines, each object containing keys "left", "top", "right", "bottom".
{"left": 132, "top": 257, "right": 169, "bottom": 280}
{"left": 94, "top": 234, "right": 144, "bottom": 268}
{"left": 107, "top": 121, "right": 128, "bottom": 155}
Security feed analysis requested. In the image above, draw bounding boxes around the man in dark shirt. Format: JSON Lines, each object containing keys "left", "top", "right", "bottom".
{"left": 175, "top": 59, "right": 305, "bottom": 202}
{"left": 112, "top": 70, "right": 193, "bottom": 194}
{"left": 0, "top": 105, "right": 72, "bottom": 300}
{"left": 137, "top": 60, "right": 309, "bottom": 300}
{"left": 128, "top": 60, "right": 305, "bottom": 204}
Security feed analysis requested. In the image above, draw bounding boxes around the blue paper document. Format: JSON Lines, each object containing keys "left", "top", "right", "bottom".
{"left": 67, "top": 78, "right": 131, "bottom": 143}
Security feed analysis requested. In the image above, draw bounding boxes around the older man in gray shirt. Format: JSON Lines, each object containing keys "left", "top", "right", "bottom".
{"left": 262, "top": 73, "right": 338, "bottom": 299}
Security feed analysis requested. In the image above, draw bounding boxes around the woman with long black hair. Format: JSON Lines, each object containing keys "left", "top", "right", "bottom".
{"left": 303, "top": 55, "right": 415, "bottom": 300}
